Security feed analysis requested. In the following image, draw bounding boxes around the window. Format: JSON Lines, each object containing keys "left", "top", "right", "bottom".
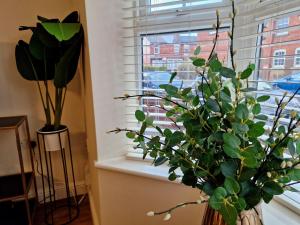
{"left": 150, "top": 0, "right": 223, "bottom": 12}
{"left": 273, "top": 49, "right": 286, "bottom": 68}
{"left": 154, "top": 46, "right": 160, "bottom": 54}
{"left": 254, "top": 10, "right": 300, "bottom": 209}
{"left": 276, "top": 17, "right": 289, "bottom": 29}
{"left": 174, "top": 44, "right": 180, "bottom": 54}
{"left": 295, "top": 48, "right": 300, "bottom": 67}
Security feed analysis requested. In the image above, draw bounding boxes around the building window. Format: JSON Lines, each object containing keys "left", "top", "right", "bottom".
{"left": 154, "top": 46, "right": 160, "bottom": 54}
{"left": 276, "top": 17, "right": 289, "bottom": 29}
{"left": 174, "top": 44, "right": 180, "bottom": 54}
{"left": 273, "top": 49, "right": 286, "bottom": 68}
{"left": 295, "top": 48, "right": 300, "bottom": 67}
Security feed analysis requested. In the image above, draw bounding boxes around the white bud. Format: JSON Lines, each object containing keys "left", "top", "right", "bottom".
{"left": 180, "top": 203, "right": 186, "bottom": 208}
{"left": 287, "top": 161, "right": 293, "bottom": 168}
{"left": 147, "top": 211, "right": 155, "bottom": 217}
{"left": 281, "top": 161, "right": 287, "bottom": 169}
{"left": 295, "top": 164, "right": 300, "bottom": 169}
{"left": 163, "top": 213, "right": 171, "bottom": 221}
{"left": 197, "top": 199, "right": 203, "bottom": 204}
{"left": 229, "top": 12, "right": 234, "bottom": 19}
{"left": 267, "top": 172, "right": 272, "bottom": 178}
{"left": 216, "top": 9, "right": 220, "bottom": 17}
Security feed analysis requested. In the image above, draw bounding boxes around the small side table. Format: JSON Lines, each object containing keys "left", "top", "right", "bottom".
{"left": 0, "top": 116, "right": 38, "bottom": 225}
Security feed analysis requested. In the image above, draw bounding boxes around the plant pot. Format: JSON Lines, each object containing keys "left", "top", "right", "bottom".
{"left": 37, "top": 126, "right": 68, "bottom": 152}
{"left": 202, "top": 205, "right": 263, "bottom": 225}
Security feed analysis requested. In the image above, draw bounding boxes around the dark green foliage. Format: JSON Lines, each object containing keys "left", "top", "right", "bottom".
{"left": 15, "top": 11, "right": 83, "bottom": 130}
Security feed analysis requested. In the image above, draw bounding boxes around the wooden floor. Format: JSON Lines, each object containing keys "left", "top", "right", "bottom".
{"left": 34, "top": 196, "right": 93, "bottom": 225}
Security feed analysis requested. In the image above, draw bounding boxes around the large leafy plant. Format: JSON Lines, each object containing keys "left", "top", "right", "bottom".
{"left": 15, "top": 11, "right": 83, "bottom": 131}
{"left": 110, "top": 2, "right": 300, "bottom": 225}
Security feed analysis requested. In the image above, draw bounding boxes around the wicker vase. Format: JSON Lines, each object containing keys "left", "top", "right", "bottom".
{"left": 202, "top": 205, "right": 263, "bottom": 225}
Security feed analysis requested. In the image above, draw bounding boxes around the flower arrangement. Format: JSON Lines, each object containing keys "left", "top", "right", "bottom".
{"left": 110, "top": 1, "right": 300, "bottom": 224}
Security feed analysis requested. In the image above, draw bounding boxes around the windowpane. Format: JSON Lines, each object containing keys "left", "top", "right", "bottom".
{"left": 141, "top": 29, "right": 229, "bottom": 128}
{"left": 257, "top": 13, "right": 300, "bottom": 204}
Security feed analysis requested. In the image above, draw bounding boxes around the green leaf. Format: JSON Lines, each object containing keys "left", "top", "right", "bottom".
{"left": 257, "top": 95, "right": 270, "bottom": 102}
{"left": 135, "top": 110, "right": 145, "bottom": 121}
{"left": 154, "top": 156, "right": 168, "bottom": 166}
{"left": 248, "top": 122, "right": 265, "bottom": 138}
{"left": 145, "top": 116, "right": 154, "bottom": 125}
{"left": 194, "top": 46, "right": 201, "bottom": 55}
{"left": 182, "top": 87, "right": 192, "bottom": 96}
{"left": 241, "top": 87, "right": 256, "bottom": 92}
{"left": 192, "top": 96, "right": 200, "bottom": 106}
{"left": 168, "top": 172, "right": 178, "bottom": 181}
{"left": 252, "top": 103, "right": 261, "bottom": 115}
{"left": 262, "top": 181, "right": 284, "bottom": 195}
{"left": 140, "top": 122, "right": 147, "bottom": 134}
{"left": 233, "top": 197, "right": 246, "bottom": 211}
{"left": 126, "top": 132, "right": 135, "bottom": 139}
{"left": 220, "top": 202, "right": 238, "bottom": 225}
{"left": 296, "top": 141, "right": 300, "bottom": 154}
{"left": 159, "top": 84, "right": 178, "bottom": 96}
{"left": 15, "top": 40, "right": 45, "bottom": 81}
{"left": 240, "top": 67, "right": 253, "bottom": 79}
{"left": 192, "top": 58, "right": 206, "bottom": 67}
{"left": 225, "top": 177, "right": 240, "bottom": 194}
{"left": 221, "top": 160, "right": 238, "bottom": 177}
{"left": 224, "top": 144, "right": 241, "bottom": 158}
{"left": 240, "top": 151, "right": 258, "bottom": 168}
{"left": 255, "top": 114, "right": 268, "bottom": 121}
{"left": 209, "top": 58, "right": 222, "bottom": 72}
{"left": 223, "top": 133, "right": 241, "bottom": 148}
{"left": 220, "top": 67, "right": 236, "bottom": 78}
{"left": 169, "top": 72, "right": 177, "bottom": 83}
{"left": 239, "top": 168, "right": 256, "bottom": 182}
{"left": 41, "top": 23, "right": 81, "bottom": 41}
{"left": 206, "top": 98, "right": 220, "bottom": 112}
{"left": 54, "top": 29, "right": 83, "bottom": 87}
{"left": 232, "top": 123, "right": 249, "bottom": 134}
{"left": 288, "top": 169, "right": 300, "bottom": 181}
{"left": 235, "top": 104, "right": 249, "bottom": 120}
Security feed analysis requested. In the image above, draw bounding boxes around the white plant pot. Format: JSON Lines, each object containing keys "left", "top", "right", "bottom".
{"left": 37, "top": 126, "right": 68, "bottom": 152}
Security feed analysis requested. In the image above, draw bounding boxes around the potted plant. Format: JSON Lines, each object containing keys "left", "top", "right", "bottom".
{"left": 15, "top": 11, "right": 83, "bottom": 151}
{"left": 110, "top": 1, "right": 300, "bottom": 225}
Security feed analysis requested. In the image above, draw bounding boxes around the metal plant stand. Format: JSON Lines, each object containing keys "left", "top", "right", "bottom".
{"left": 37, "top": 127, "right": 79, "bottom": 225}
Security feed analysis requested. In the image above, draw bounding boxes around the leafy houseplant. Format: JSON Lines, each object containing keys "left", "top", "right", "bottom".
{"left": 15, "top": 11, "right": 83, "bottom": 131}
{"left": 110, "top": 1, "right": 300, "bottom": 225}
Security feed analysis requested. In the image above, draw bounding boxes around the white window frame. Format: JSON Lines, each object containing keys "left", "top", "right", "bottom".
{"left": 149, "top": 0, "right": 224, "bottom": 13}
{"left": 294, "top": 48, "right": 300, "bottom": 67}
{"left": 273, "top": 49, "right": 286, "bottom": 68}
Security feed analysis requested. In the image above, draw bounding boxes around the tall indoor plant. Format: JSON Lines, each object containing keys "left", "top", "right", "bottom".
{"left": 15, "top": 11, "right": 83, "bottom": 131}
{"left": 110, "top": 1, "right": 300, "bottom": 225}
{"left": 15, "top": 11, "right": 83, "bottom": 151}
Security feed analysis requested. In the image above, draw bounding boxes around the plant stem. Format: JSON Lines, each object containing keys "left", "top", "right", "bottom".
{"left": 114, "top": 94, "right": 188, "bottom": 110}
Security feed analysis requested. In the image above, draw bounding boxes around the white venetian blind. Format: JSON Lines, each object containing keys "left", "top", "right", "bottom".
{"left": 122, "top": 0, "right": 300, "bottom": 154}
{"left": 234, "top": 0, "right": 300, "bottom": 124}
{"left": 123, "top": 0, "right": 231, "bottom": 154}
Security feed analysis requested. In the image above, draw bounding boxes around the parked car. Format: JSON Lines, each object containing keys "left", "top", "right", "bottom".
{"left": 143, "top": 71, "right": 193, "bottom": 90}
{"left": 273, "top": 72, "right": 300, "bottom": 93}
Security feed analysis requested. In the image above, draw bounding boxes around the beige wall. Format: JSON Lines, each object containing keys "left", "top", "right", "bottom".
{"left": 0, "top": 0, "right": 87, "bottom": 194}
{"left": 98, "top": 170, "right": 205, "bottom": 225}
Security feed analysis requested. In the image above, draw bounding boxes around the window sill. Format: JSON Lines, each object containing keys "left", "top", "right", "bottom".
{"left": 95, "top": 157, "right": 300, "bottom": 219}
